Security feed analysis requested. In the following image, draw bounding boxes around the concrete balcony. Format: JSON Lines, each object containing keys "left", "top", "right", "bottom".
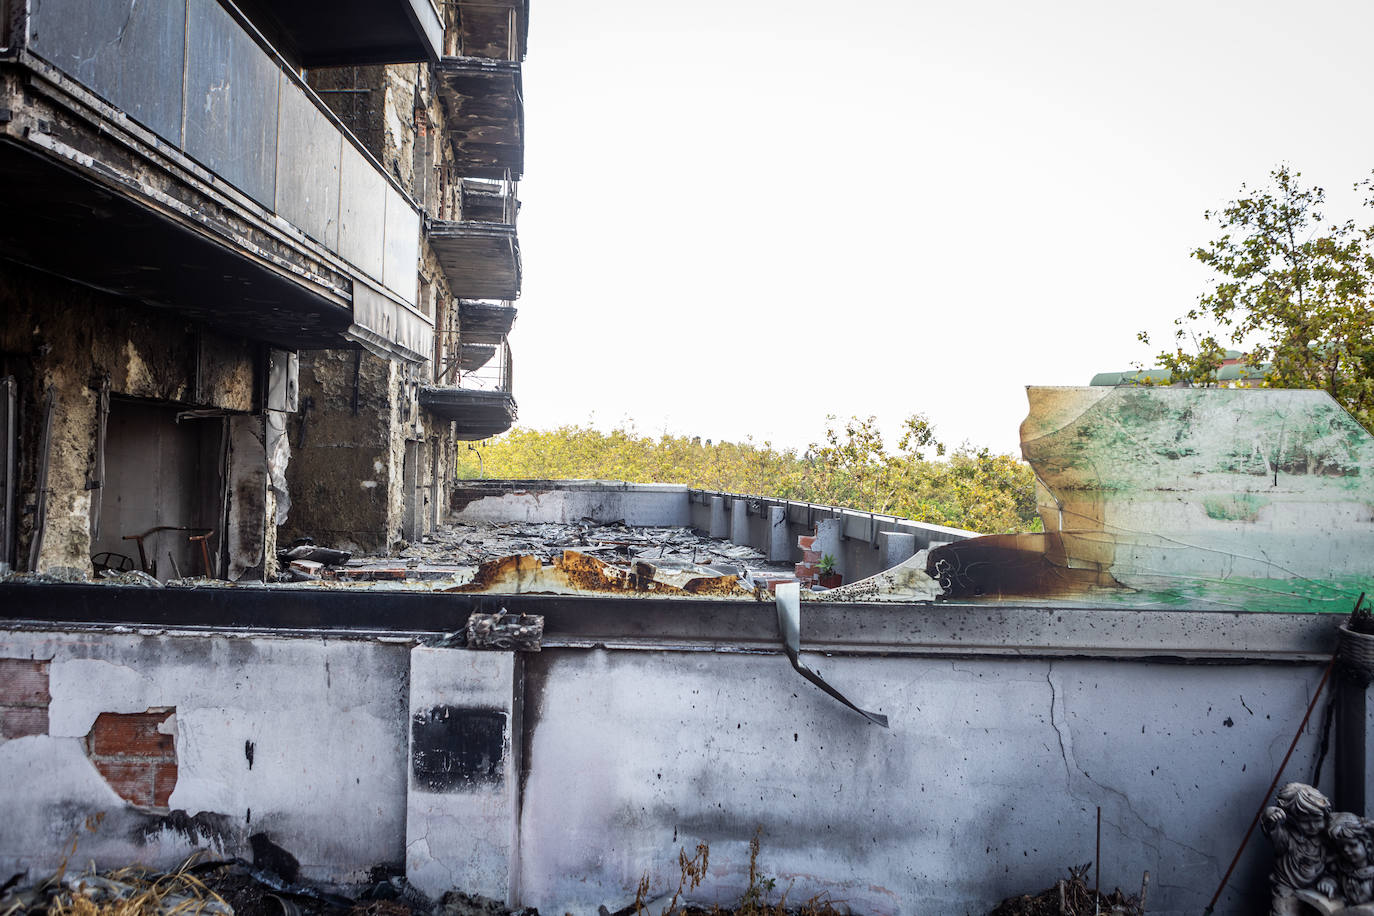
{"left": 429, "top": 221, "right": 521, "bottom": 300}
{"left": 457, "top": 301, "right": 518, "bottom": 346}
{"left": 0, "top": 0, "right": 431, "bottom": 361}
{"left": 434, "top": 57, "right": 523, "bottom": 179}
{"left": 421, "top": 337, "right": 515, "bottom": 439}
{"left": 447, "top": 0, "right": 528, "bottom": 61}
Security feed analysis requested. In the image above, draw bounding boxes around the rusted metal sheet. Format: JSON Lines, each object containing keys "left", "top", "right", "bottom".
{"left": 929, "top": 388, "right": 1374, "bottom": 610}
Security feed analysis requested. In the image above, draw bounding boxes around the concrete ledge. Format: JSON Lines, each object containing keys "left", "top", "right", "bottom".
{"left": 0, "top": 584, "right": 1343, "bottom": 663}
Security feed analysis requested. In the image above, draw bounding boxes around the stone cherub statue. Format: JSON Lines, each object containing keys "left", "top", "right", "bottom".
{"left": 1262, "top": 783, "right": 1374, "bottom": 915}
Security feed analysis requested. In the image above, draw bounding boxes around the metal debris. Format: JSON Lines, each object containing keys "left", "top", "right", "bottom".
{"left": 774, "top": 582, "right": 888, "bottom": 727}
{"left": 466, "top": 612, "right": 543, "bottom": 651}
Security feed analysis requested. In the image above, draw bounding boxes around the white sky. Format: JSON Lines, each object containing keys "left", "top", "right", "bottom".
{"left": 507, "top": 0, "right": 1374, "bottom": 456}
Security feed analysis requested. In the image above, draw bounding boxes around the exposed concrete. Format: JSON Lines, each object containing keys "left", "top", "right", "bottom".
{"left": 880, "top": 531, "right": 917, "bottom": 570}
{"left": 708, "top": 497, "right": 727, "bottom": 538}
{"left": 283, "top": 350, "right": 412, "bottom": 553}
{"left": 729, "top": 499, "right": 749, "bottom": 546}
{"left": 768, "top": 506, "right": 789, "bottom": 561}
{"left": 816, "top": 517, "right": 843, "bottom": 577}
{"left": 406, "top": 648, "right": 520, "bottom": 902}
{"left": 449, "top": 481, "right": 693, "bottom": 527}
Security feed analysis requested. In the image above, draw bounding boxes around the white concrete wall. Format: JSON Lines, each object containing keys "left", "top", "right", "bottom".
{"left": 450, "top": 481, "right": 692, "bottom": 526}
{"left": 0, "top": 621, "right": 1348, "bottom": 916}
{"left": 0, "top": 630, "right": 410, "bottom": 884}
{"left": 517, "top": 649, "right": 1327, "bottom": 916}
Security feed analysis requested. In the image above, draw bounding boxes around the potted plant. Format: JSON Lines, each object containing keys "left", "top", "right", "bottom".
{"left": 817, "top": 553, "right": 842, "bottom": 589}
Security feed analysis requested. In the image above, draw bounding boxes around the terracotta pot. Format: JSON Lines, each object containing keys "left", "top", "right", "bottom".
{"left": 818, "top": 573, "right": 842, "bottom": 589}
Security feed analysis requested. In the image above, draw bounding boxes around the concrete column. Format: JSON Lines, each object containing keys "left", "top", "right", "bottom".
{"left": 768, "top": 506, "right": 789, "bottom": 561}
{"left": 817, "top": 517, "right": 844, "bottom": 576}
{"left": 709, "top": 497, "right": 727, "bottom": 538}
{"left": 407, "top": 647, "right": 520, "bottom": 902}
{"left": 730, "top": 499, "right": 749, "bottom": 546}
{"left": 880, "top": 531, "right": 918, "bottom": 570}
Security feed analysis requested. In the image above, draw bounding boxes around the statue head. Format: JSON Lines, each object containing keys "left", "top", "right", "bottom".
{"left": 1275, "top": 782, "right": 1332, "bottom": 837}
{"left": 1329, "top": 812, "right": 1372, "bottom": 867}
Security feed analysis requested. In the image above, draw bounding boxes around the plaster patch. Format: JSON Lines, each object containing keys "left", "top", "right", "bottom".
{"left": 48, "top": 658, "right": 162, "bottom": 737}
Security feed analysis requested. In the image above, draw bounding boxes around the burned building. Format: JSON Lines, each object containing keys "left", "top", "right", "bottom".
{"left": 0, "top": 0, "right": 526, "bottom": 576}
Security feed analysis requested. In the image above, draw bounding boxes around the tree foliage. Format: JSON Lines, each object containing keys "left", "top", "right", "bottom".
{"left": 454, "top": 416, "right": 1041, "bottom": 534}
{"left": 1141, "top": 166, "right": 1374, "bottom": 431}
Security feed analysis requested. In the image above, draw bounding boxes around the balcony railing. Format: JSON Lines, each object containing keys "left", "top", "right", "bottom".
{"left": 6, "top": 0, "right": 431, "bottom": 360}
{"left": 420, "top": 336, "right": 515, "bottom": 439}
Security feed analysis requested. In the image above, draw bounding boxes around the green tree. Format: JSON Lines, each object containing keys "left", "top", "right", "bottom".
{"left": 455, "top": 416, "right": 1041, "bottom": 534}
{"left": 1142, "top": 166, "right": 1374, "bottom": 430}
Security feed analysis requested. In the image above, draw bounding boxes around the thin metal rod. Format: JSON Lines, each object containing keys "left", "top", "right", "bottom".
{"left": 1095, "top": 805, "right": 1101, "bottom": 915}
{"left": 1203, "top": 650, "right": 1339, "bottom": 914}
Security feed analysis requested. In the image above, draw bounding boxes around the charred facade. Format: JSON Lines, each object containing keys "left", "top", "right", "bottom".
{"left": 0, "top": 0, "right": 527, "bottom": 571}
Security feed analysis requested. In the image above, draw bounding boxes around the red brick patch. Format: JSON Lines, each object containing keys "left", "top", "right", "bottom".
{"left": 0, "top": 658, "right": 50, "bottom": 740}
{"left": 797, "top": 535, "right": 816, "bottom": 550}
{"left": 84, "top": 708, "right": 178, "bottom": 808}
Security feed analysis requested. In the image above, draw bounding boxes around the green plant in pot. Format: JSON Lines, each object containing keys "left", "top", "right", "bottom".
{"left": 817, "top": 553, "right": 842, "bottom": 588}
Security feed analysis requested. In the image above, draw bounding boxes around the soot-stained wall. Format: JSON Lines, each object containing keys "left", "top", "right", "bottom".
{"left": 0, "top": 629, "right": 410, "bottom": 883}
{"left": 0, "top": 265, "right": 261, "bottom": 574}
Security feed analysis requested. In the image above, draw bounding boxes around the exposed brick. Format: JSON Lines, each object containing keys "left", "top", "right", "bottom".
{"left": 0, "top": 705, "right": 48, "bottom": 739}
{"left": 0, "top": 658, "right": 51, "bottom": 707}
{"left": 797, "top": 535, "right": 816, "bottom": 550}
{"left": 794, "top": 563, "right": 817, "bottom": 580}
{"left": 801, "top": 549, "right": 821, "bottom": 563}
{"left": 88, "top": 710, "right": 176, "bottom": 759}
{"left": 91, "top": 759, "right": 156, "bottom": 807}
{"left": 152, "top": 761, "right": 179, "bottom": 807}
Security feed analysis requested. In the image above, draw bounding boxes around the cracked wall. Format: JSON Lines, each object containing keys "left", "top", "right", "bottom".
{"left": 0, "top": 615, "right": 1329, "bottom": 915}
{"left": 515, "top": 649, "right": 1325, "bottom": 916}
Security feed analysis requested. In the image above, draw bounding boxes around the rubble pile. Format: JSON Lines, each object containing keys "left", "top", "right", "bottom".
{"left": 394, "top": 521, "right": 771, "bottom": 569}
{"left": 0, "top": 861, "right": 537, "bottom": 916}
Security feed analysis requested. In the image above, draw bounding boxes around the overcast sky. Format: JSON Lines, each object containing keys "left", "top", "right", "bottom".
{"left": 507, "top": 0, "right": 1374, "bottom": 456}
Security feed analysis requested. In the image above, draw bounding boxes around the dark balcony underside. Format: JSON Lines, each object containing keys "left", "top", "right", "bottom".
{"left": 420, "top": 387, "right": 516, "bottom": 439}
{"left": 429, "top": 222, "right": 521, "bottom": 300}
{"left": 435, "top": 58, "right": 523, "bottom": 179}
{"left": 0, "top": 139, "right": 353, "bottom": 350}
{"left": 458, "top": 343, "right": 497, "bottom": 371}
{"left": 230, "top": 0, "right": 443, "bottom": 66}
{"left": 456, "top": 1, "right": 528, "bottom": 60}
{"left": 457, "top": 301, "right": 518, "bottom": 345}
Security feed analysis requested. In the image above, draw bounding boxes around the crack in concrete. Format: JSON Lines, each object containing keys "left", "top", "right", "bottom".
{"left": 1043, "top": 663, "right": 1220, "bottom": 883}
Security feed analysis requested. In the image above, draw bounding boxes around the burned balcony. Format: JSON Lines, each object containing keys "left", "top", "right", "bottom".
{"left": 429, "top": 221, "right": 522, "bottom": 300}
{"left": 0, "top": 0, "right": 431, "bottom": 361}
{"left": 421, "top": 337, "right": 516, "bottom": 439}
{"left": 230, "top": 0, "right": 443, "bottom": 67}
{"left": 434, "top": 57, "right": 524, "bottom": 179}
{"left": 445, "top": 0, "right": 529, "bottom": 61}
{"left": 457, "top": 300, "right": 518, "bottom": 346}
